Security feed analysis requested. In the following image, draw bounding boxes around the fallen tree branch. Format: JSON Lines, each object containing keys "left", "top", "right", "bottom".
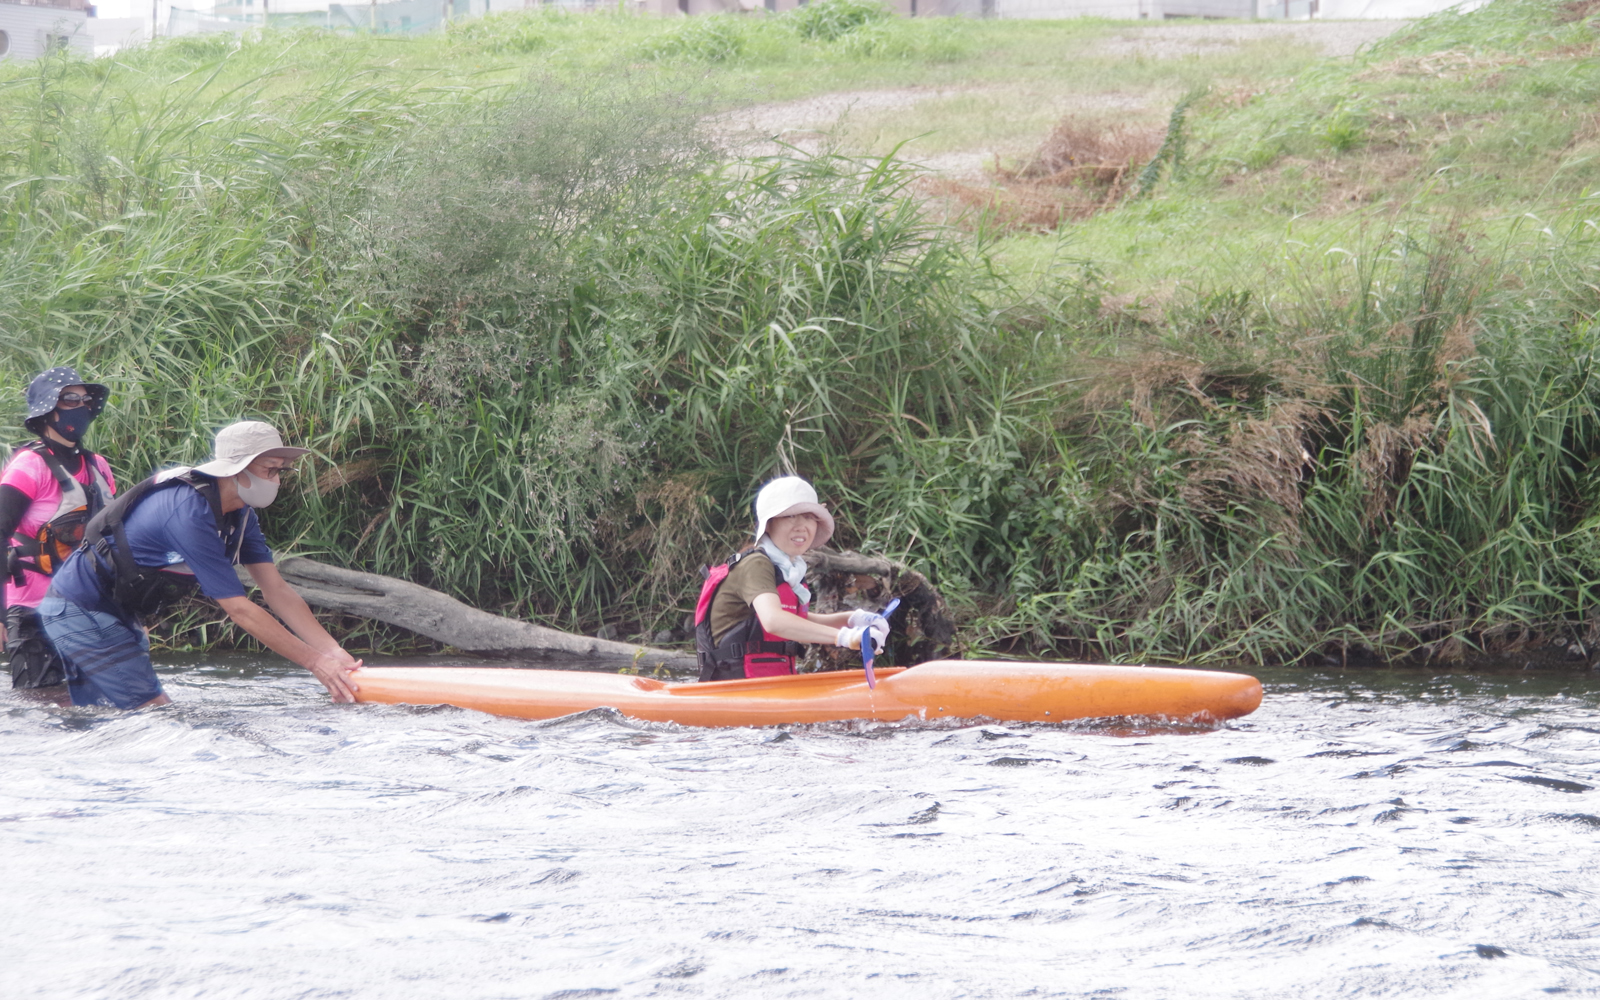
{"left": 241, "top": 556, "right": 697, "bottom": 670}
{"left": 239, "top": 549, "right": 951, "bottom": 671}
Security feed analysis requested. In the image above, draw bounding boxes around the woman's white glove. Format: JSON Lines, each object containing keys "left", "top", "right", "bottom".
{"left": 835, "top": 626, "right": 862, "bottom": 650}
{"left": 846, "top": 610, "right": 891, "bottom": 648}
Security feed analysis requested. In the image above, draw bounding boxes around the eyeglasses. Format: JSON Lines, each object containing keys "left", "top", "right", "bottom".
{"left": 249, "top": 462, "right": 297, "bottom": 477}
{"left": 56, "top": 392, "right": 96, "bottom": 408}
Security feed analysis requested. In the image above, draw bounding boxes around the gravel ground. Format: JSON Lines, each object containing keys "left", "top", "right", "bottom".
{"left": 714, "top": 88, "right": 965, "bottom": 143}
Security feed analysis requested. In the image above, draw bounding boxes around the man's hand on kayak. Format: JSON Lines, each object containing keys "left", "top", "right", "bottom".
{"left": 307, "top": 652, "right": 362, "bottom": 703}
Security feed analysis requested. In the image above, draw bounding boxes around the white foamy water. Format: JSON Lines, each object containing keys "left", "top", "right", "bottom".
{"left": 3, "top": 658, "right": 1598, "bottom": 998}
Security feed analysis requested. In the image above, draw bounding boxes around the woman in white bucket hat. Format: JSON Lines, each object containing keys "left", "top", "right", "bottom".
{"left": 691, "top": 476, "right": 890, "bottom": 682}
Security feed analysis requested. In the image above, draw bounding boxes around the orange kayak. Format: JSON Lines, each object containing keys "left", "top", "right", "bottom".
{"left": 351, "top": 660, "right": 1262, "bottom": 727}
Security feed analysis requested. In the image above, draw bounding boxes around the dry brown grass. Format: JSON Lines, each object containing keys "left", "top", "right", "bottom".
{"left": 1556, "top": 0, "right": 1600, "bottom": 23}
{"left": 921, "top": 116, "right": 1163, "bottom": 234}
{"left": 1216, "top": 148, "right": 1427, "bottom": 219}
{"left": 315, "top": 458, "right": 382, "bottom": 496}
{"left": 1076, "top": 340, "right": 1330, "bottom": 535}
{"left": 1360, "top": 39, "right": 1599, "bottom": 82}
{"left": 1358, "top": 47, "right": 1527, "bottom": 82}
{"left": 921, "top": 176, "right": 1106, "bottom": 233}
{"left": 1072, "top": 303, "right": 1483, "bottom": 540}
{"left": 622, "top": 472, "right": 718, "bottom": 598}
{"left": 1013, "top": 118, "right": 1165, "bottom": 180}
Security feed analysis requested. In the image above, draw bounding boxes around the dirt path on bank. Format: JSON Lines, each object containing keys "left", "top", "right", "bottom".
{"left": 715, "top": 19, "right": 1411, "bottom": 179}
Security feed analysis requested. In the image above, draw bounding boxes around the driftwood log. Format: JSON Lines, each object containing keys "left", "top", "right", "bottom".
{"left": 239, "top": 556, "right": 698, "bottom": 670}
{"left": 239, "top": 550, "right": 951, "bottom": 672}
{"left": 805, "top": 547, "right": 955, "bottom": 667}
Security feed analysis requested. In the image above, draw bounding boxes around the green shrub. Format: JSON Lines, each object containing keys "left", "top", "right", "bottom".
{"left": 638, "top": 13, "right": 753, "bottom": 63}
{"left": 447, "top": 9, "right": 564, "bottom": 54}
{"left": 1318, "top": 105, "right": 1364, "bottom": 154}
{"left": 787, "top": 0, "right": 891, "bottom": 42}
{"left": 834, "top": 17, "right": 969, "bottom": 61}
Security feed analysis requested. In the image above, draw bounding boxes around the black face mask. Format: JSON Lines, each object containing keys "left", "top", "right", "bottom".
{"left": 49, "top": 407, "right": 94, "bottom": 443}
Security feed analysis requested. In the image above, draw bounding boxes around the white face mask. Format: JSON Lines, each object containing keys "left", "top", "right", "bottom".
{"left": 235, "top": 470, "right": 280, "bottom": 508}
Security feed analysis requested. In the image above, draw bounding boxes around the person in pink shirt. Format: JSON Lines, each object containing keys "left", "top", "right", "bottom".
{"left": 0, "top": 367, "right": 116, "bottom": 689}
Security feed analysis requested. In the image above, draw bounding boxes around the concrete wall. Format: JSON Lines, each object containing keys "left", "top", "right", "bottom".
{"left": 654, "top": 0, "right": 757, "bottom": 14}
{"left": 0, "top": 1, "right": 91, "bottom": 60}
{"left": 1158, "top": 0, "right": 1254, "bottom": 15}
{"left": 645, "top": 0, "right": 1474, "bottom": 16}
{"left": 918, "top": 0, "right": 1259, "bottom": 17}
{"left": 981, "top": 0, "right": 1138, "bottom": 16}
{"left": 90, "top": 14, "right": 145, "bottom": 52}
{"left": 921, "top": 0, "right": 1469, "bottom": 16}
{"left": 1317, "top": 0, "right": 1484, "bottom": 17}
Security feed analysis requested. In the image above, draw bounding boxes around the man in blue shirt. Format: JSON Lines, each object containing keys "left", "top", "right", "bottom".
{"left": 41, "top": 421, "right": 362, "bottom": 709}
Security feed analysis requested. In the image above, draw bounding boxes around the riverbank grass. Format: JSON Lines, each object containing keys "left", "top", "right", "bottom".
{"left": 3, "top": 0, "right": 1600, "bottom": 668}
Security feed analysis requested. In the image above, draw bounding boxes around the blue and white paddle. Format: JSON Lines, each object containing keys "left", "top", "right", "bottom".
{"left": 861, "top": 597, "right": 900, "bottom": 690}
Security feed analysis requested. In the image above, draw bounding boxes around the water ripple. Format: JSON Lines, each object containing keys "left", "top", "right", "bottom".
{"left": 2, "top": 662, "right": 1598, "bottom": 998}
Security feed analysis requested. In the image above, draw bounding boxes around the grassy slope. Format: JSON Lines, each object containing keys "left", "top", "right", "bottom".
{"left": 3, "top": 1, "right": 1599, "bottom": 665}
{"left": 1003, "top": 0, "right": 1600, "bottom": 292}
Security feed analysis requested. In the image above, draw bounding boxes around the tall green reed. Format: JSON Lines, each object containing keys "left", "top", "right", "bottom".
{"left": 4, "top": 7, "right": 1600, "bottom": 667}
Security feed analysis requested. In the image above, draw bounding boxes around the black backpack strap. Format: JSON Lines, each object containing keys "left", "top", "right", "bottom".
{"left": 82, "top": 471, "right": 229, "bottom": 573}
{"left": 177, "top": 473, "right": 246, "bottom": 561}
{"left": 81, "top": 471, "right": 238, "bottom": 618}
{"left": 86, "top": 487, "right": 146, "bottom": 600}
{"left": 187, "top": 475, "right": 229, "bottom": 540}
{"left": 12, "top": 440, "right": 105, "bottom": 519}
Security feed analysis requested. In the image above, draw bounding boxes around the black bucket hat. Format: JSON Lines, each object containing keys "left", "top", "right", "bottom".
{"left": 24, "top": 366, "right": 109, "bottom": 435}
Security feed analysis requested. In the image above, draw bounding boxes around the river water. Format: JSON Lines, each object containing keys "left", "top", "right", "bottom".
{"left": 3, "top": 656, "right": 1597, "bottom": 999}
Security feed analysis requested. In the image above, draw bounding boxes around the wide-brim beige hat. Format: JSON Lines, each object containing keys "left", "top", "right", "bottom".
{"left": 753, "top": 476, "right": 835, "bottom": 548}
{"left": 192, "top": 420, "right": 310, "bottom": 478}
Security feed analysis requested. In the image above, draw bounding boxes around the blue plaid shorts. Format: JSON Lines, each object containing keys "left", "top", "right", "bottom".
{"left": 38, "top": 596, "right": 162, "bottom": 709}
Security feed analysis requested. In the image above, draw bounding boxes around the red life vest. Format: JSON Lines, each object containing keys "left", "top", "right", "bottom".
{"left": 694, "top": 549, "right": 809, "bottom": 682}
